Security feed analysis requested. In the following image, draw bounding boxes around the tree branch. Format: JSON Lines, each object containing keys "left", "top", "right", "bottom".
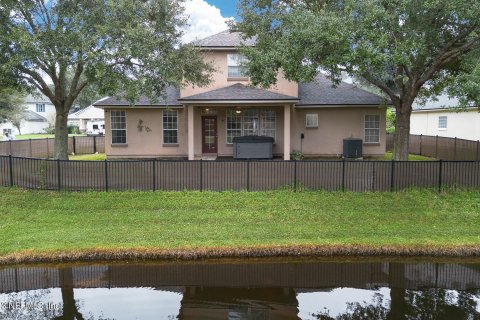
{"left": 362, "top": 73, "right": 399, "bottom": 105}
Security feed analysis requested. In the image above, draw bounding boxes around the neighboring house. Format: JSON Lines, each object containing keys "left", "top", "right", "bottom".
{"left": 411, "top": 95, "right": 480, "bottom": 141}
{"left": 94, "top": 31, "right": 389, "bottom": 160}
{"left": 0, "top": 94, "right": 55, "bottom": 135}
{"left": 68, "top": 104, "right": 105, "bottom": 134}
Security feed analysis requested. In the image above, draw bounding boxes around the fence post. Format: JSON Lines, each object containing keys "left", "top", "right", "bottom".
{"left": 419, "top": 134, "right": 423, "bottom": 156}
{"left": 342, "top": 158, "right": 346, "bottom": 192}
{"left": 104, "top": 159, "right": 109, "bottom": 192}
{"left": 390, "top": 160, "right": 395, "bottom": 192}
{"left": 46, "top": 138, "right": 50, "bottom": 158}
{"left": 200, "top": 159, "right": 203, "bottom": 192}
{"left": 477, "top": 140, "right": 479, "bottom": 161}
{"left": 8, "top": 140, "right": 12, "bottom": 156}
{"left": 93, "top": 136, "right": 97, "bottom": 154}
{"left": 246, "top": 160, "right": 250, "bottom": 192}
{"left": 454, "top": 137, "right": 457, "bottom": 160}
{"left": 293, "top": 159, "right": 297, "bottom": 192}
{"left": 152, "top": 159, "right": 156, "bottom": 192}
{"left": 57, "top": 159, "right": 61, "bottom": 191}
{"left": 8, "top": 155, "right": 13, "bottom": 187}
{"left": 435, "top": 135, "right": 438, "bottom": 159}
{"left": 438, "top": 160, "right": 443, "bottom": 193}
{"left": 29, "top": 139, "right": 32, "bottom": 157}
{"left": 72, "top": 136, "right": 76, "bottom": 155}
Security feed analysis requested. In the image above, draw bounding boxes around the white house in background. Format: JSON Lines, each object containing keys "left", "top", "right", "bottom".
{"left": 0, "top": 94, "right": 55, "bottom": 136}
{"left": 68, "top": 104, "right": 105, "bottom": 134}
{"left": 411, "top": 95, "right": 480, "bottom": 141}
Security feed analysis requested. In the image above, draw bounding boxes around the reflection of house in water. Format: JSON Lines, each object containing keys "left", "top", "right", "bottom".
{"left": 179, "top": 287, "right": 300, "bottom": 320}
{"left": 2, "top": 261, "right": 480, "bottom": 319}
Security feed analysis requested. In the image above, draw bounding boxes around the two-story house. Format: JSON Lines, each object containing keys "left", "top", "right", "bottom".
{"left": 94, "top": 31, "right": 389, "bottom": 160}
{"left": 1, "top": 93, "right": 55, "bottom": 136}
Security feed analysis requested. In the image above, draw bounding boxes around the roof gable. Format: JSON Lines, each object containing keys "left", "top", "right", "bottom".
{"left": 179, "top": 83, "right": 298, "bottom": 102}
{"left": 192, "top": 30, "right": 256, "bottom": 48}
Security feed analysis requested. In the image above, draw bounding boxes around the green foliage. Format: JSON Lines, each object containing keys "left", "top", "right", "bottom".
{"left": 43, "top": 126, "right": 56, "bottom": 134}
{"left": 386, "top": 108, "right": 396, "bottom": 134}
{"left": 0, "top": 89, "right": 25, "bottom": 123}
{"left": 236, "top": 0, "right": 480, "bottom": 159}
{"left": 0, "top": 0, "right": 214, "bottom": 158}
{"left": 290, "top": 150, "right": 305, "bottom": 160}
{"left": 67, "top": 125, "right": 80, "bottom": 134}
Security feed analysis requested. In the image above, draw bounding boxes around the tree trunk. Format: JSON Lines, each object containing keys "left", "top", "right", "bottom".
{"left": 54, "top": 107, "right": 70, "bottom": 160}
{"left": 392, "top": 102, "right": 413, "bottom": 161}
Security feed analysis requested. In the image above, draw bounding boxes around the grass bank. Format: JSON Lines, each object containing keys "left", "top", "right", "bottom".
{"left": 1, "top": 189, "right": 479, "bottom": 264}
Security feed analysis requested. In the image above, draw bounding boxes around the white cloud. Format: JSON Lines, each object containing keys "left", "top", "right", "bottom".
{"left": 181, "top": 0, "right": 234, "bottom": 43}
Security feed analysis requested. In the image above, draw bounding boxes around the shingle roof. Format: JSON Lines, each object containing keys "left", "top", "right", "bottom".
{"left": 192, "top": 30, "right": 256, "bottom": 48}
{"left": 93, "top": 86, "right": 181, "bottom": 107}
{"left": 298, "top": 75, "right": 389, "bottom": 106}
{"left": 25, "top": 93, "right": 53, "bottom": 104}
{"left": 412, "top": 94, "right": 460, "bottom": 111}
{"left": 179, "top": 83, "right": 298, "bottom": 102}
{"left": 24, "top": 110, "right": 47, "bottom": 122}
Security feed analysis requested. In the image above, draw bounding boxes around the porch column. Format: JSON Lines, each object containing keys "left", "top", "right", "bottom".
{"left": 187, "top": 105, "right": 194, "bottom": 160}
{"left": 284, "top": 104, "right": 291, "bottom": 160}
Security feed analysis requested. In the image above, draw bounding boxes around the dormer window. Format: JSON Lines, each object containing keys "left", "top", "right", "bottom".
{"left": 227, "top": 54, "right": 248, "bottom": 78}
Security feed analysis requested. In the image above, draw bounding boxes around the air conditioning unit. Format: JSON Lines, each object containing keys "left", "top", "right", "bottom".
{"left": 343, "top": 138, "right": 363, "bottom": 158}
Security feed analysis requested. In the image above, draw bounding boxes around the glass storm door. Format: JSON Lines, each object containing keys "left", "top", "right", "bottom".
{"left": 202, "top": 116, "right": 218, "bottom": 153}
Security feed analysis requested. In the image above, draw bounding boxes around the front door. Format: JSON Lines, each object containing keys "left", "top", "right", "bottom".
{"left": 202, "top": 116, "right": 218, "bottom": 154}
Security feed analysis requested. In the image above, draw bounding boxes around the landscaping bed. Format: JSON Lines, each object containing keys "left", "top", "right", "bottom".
{"left": 0, "top": 189, "right": 479, "bottom": 264}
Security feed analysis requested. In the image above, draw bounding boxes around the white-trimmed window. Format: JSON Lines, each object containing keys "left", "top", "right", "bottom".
{"left": 226, "top": 109, "right": 242, "bottom": 143}
{"left": 260, "top": 110, "right": 276, "bottom": 138}
{"left": 226, "top": 109, "right": 276, "bottom": 143}
{"left": 36, "top": 103, "right": 45, "bottom": 112}
{"left": 305, "top": 113, "right": 318, "bottom": 128}
{"left": 110, "top": 110, "right": 127, "bottom": 144}
{"left": 364, "top": 114, "right": 380, "bottom": 143}
{"left": 227, "top": 54, "right": 248, "bottom": 78}
{"left": 163, "top": 110, "right": 178, "bottom": 144}
{"left": 438, "top": 116, "right": 447, "bottom": 129}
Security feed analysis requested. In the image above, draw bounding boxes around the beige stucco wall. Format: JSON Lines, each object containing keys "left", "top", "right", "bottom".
{"left": 180, "top": 50, "right": 298, "bottom": 98}
{"left": 410, "top": 109, "right": 480, "bottom": 141}
{"left": 291, "top": 107, "right": 387, "bottom": 157}
{"left": 105, "top": 108, "right": 187, "bottom": 159}
{"left": 105, "top": 106, "right": 386, "bottom": 159}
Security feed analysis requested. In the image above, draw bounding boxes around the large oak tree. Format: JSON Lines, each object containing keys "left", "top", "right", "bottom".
{"left": 236, "top": 0, "right": 480, "bottom": 160}
{"left": 0, "top": 0, "right": 213, "bottom": 159}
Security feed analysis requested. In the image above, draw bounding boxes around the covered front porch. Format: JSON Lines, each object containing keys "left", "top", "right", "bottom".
{"left": 178, "top": 83, "right": 299, "bottom": 161}
{"left": 184, "top": 104, "right": 294, "bottom": 161}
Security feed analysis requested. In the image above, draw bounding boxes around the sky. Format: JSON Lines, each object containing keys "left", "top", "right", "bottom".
{"left": 182, "top": 0, "right": 239, "bottom": 43}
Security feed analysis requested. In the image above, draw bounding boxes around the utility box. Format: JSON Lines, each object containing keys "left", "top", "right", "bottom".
{"left": 343, "top": 138, "right": 363, "bottom": 158}
{"left": 233, "top": 136, "right": 274, "bottom": 159}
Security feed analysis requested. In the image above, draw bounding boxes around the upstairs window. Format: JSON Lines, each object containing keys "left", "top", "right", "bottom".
{"left": 227, "top": 54, "right": 248, "bottom": 78}
{"left": 36, "top": 103, "right": 45, "bottom": 113}
{"left": 438, "top": 116, "right": 447, "bottom": 129}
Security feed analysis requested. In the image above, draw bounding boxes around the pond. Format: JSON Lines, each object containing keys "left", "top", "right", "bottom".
{"left": 1, "top": 258, "right": 480, "bottom": 319}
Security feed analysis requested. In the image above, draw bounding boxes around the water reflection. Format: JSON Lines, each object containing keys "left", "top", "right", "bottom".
{"left": 0, "top": 260, "right": 480, "bottom": 319}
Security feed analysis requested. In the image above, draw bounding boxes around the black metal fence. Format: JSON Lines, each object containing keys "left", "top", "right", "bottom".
{"left": 0, "top": 136, "right": 105, "bottom": 158}
{"left": 387, "top": 134, "right": 480, "bottom": 161}
{"left": 1, "top": 155, "right": 479, "bottom": 192}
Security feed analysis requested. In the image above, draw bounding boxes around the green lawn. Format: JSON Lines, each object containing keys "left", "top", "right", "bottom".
{"left": 0, "top": 189, "right": 479, "bottom": 263}
{"left": 69, "top": 153, "right": 107, "bottom": 161}
{"left": 14, "top": 134, "right": 86, "bottom": 140}
{"left": 383, "top": 151, "right": 435, "bottom": 161}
